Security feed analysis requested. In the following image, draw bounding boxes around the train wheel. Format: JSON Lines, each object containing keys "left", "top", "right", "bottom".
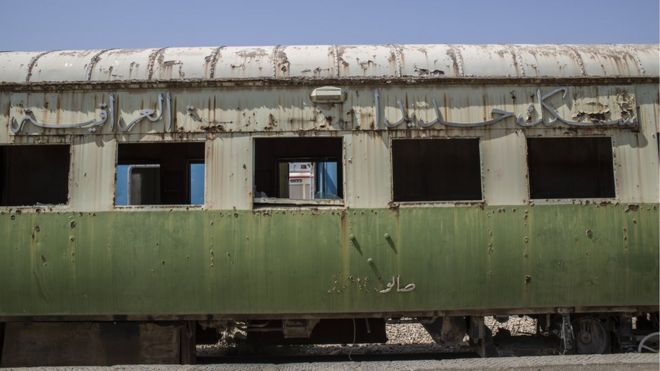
{"left": 575, "top": 317, "right": 610, "bottom": 354}
{"left": 637, "top": 332, "right": 659, "bottom": 353}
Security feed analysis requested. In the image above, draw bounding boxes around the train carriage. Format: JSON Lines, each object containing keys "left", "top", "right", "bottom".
{"left": 0, "top": 44, "right": 657, "bottom": 365}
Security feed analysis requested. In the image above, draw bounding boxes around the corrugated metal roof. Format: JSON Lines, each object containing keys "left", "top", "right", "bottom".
{"left": 0, "top": 44, "right": 657, "bottom": 83}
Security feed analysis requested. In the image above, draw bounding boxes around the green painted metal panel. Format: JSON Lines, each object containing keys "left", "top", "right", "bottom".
{"left": 0, "top": 204, "right": 657, "bottom": 317}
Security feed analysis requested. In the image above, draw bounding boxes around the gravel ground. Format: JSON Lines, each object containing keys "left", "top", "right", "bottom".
{"left": 386, "top": 322, "right": 434, "bottom": 344}
{"left": 485, "top": 316, "right": 538, "bottom": 336}
{"left": 198, "top": 316, "right": 540, "bottom": 357}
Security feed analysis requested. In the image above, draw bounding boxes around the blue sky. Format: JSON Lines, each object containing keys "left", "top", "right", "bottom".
{"left": 1, "top": 0, "right": 658, "bottom": 51}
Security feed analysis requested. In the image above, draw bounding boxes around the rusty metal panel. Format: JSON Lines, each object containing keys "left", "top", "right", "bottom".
{"left": 398, "top": 44, "right": 461, "bottom": 77}
{"left": 68, "top": 136, "right": 116, "bottom": 211}
{"left": 151, "top": 47, "right": 218, "bottom": 80}
{"left": 205, "top": 135, "right": 253, "bottom": 210}
{"left": 9, "top": 91, "right": 114, "bottom": 135}
{"left": 612, "top": 84, "right": 659, "bottom": 204}
{"left": 173, "top": 87, "right": 342, "bottom": 133}
{"left": 89, "top": 48, "right": 157, "bottom": 81}
{"left": 452, "top": 45, "right": 519, "bottom": 77}
{"left": 0, "top": 45, "right": 658, "bottom": 83}
{"left": 28, "top": 50, "right": 104, "bottom": 82}
{"left": 0, "top": 93, "right": 9, "bottom": 143}
{"left": 336, "top": 45, "right": 400, "bottom": 77}
{"left": 574, "top": 45, "right": 648, "bottom": 77}
{"left": 511, "top": 45, "right": 586, "bottom": 77}
{"left": 0, "top": 51, "right": 42, "bottom": 83}
{"left": 115, "top": 91, "right": 172, "bottom": 134}
{"left": 280, "top": 45, "right": 337, "bottom": 78}
{"left": 213, "top": 46, "right": 276, "bottom": 79}
{"left": 344, "top": 132, "right": 391, "bottom": 208}
{"left": 0, "top": 205, "right": 656, "bottom": 316}
{"left": 481, "top": 131, "right": 529, "bottom": 205}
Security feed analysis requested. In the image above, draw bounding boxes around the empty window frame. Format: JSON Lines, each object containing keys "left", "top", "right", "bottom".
{"left": 254, "top": 138, "right": 343, "bottom": 205}
{"left": 527, "top": 137, "right": 615, "bottom": 199}
{"left": 392, "top": 139, "right": 482, "bottom": 202}
{"left": 115, "top": 142, "right": 205, "bottom": 206}
{"left": 0, "top": 145, "right": 71, "bottom": 206}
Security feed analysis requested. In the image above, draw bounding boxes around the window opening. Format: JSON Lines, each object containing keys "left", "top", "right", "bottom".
{"left": 0, "top": 145, "right": 70, "bottom": 206}
{"left": 392, "top": 139, "right": 482, "bottom": 202}
{"left": 254, "top": 138, "right": 342, "bottom": 205}
{"left": 115, "top": 142, "right": 205, "bottom": 206}
{"left": 527, "top": 137, "right": 615, "bottom": 199}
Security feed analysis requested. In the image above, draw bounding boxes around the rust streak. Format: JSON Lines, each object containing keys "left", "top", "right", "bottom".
{"left": 26, "top": 51, "right": 56, "bottom": 83}
{"left": 86, "top": 49, "right": 114, "bottom": 81}
{"left": 147, "top": 47, "right": 167, "bottom": 81}
{"left": 208, "top": 46, "right": 225, "bottom": 79}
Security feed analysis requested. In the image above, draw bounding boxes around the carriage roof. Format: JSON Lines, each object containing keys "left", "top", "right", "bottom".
{"left": 0, "top": 44, "right": 657, "bottom": 84}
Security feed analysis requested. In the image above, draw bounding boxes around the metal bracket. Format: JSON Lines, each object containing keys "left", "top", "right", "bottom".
{"left": 10, "top": 94, "right": 114, "bottom": 134}
{"left": 560, "top": 313, "right": 575, "bottom": 354}
{"left": 118, "top": 92, "right": 171, "bottom": 132}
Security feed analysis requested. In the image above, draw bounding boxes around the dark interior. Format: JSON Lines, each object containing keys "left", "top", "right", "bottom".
{"left": 527, "top": 137, "right": 615, "bottom": 199}
{"left": 254, "top": 137, "right": 343, "bottom": 199}
{"left": 392, "top": 139, "right": 482, "bottom": 202}
{"left": 0, "top": 145, "right": 70, "bottom": 206}
{"left": 117, "top": 142, "right": 204, "bottom": 205}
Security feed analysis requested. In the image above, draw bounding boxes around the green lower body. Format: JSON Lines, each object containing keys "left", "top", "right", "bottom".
{"left": 0, "top": 204, "right": 657, "bottom": 318}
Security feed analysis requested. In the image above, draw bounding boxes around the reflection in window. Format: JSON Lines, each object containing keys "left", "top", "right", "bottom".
{"left": 254, "top": 137, "right": 343, "bottom": 205}
{"left": 278, "top": 161, "right": 339, "bottom": 200}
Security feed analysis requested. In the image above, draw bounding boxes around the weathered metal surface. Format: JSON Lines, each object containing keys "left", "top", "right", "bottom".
{"left": 3, "top": 85, "right": 646, "bottom": 135}
{"left": 0, "top": 45, "right": 657, "bottom": 84}
{"left": 67, "top": 136, "right": 116, "bottom": 211}
{"left": 0, "top": 204, "right": 656, "bottom": 316}
{"left": 205, "top": 135, "right": 253, "bottom": 210}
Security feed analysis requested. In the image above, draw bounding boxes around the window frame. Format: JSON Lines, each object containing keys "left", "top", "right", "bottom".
{"left": 524, "top": 135, "right": 617, "bottom": 203}
{"left": 252, "top": 136, "right": 345, "bottom": 208}
{"left": 389, "top": 137, "right": 485, "bottom": 207}
{"left": 0, "top": 143, "right": 72, "bottom": 209}
{"left": 113, "top": 141, "right": 206, "bottom": 210}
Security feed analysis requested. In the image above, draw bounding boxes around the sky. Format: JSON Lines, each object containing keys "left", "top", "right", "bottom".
{"left": 1, "top": 0, "right": 658, "bottom": 51}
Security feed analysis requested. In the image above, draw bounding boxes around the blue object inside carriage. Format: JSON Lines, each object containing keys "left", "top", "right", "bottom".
{"left": 115, "top": 163, "right": 205, "bottom": 206}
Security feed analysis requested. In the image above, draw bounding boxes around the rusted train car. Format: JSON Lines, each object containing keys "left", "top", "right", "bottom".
{"left": 0, "top": 44, "right": 658, "bottom": 365}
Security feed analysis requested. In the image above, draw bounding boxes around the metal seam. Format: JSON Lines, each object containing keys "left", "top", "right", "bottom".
{"left": 147, "top": 47, "right": 167, "bottom": 81}
{"left": 86, "top": 49, "right": 113, "bottom": 81}
{"left": 332, "top": 45, "right": 341, "bottom": 78}
{"left": 25, "top": 50, "right": 56, "bottom": 82}
{"left": 389, "top": 44, "right": 403, "bottom": 77}
{"left": 567, "top": 45, "right": 587, "bottom": 77}
{"left": 1, "top": 76, "right": 656, "bottom": 92}
{"left": 622, "top": 46, "right": 646, "bottom": 76}
{"left": 509, "top": 45, "right": 525, "bottom": 78}
{"left": 208, "top": 46, "right": 225, "bottom": 79}
{"left": 446, "top": 45, "right": 464, "bottom": 77}
{"left": 272, "top": 45, "right": 282, "bottom": 78}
